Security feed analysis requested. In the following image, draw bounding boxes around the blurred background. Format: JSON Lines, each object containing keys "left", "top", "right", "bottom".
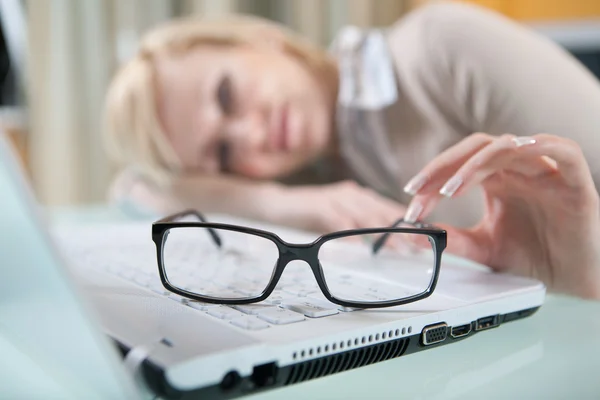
{"left": 1, "top": 0, "right": 600, "bottom": 207}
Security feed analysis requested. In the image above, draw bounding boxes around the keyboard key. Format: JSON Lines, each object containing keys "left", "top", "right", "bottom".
{"left": 308, "top": 292, "right": 362, "bottom": 312}
{"left": 232, "top": 304, "right": 279, "bottom": 315}
{"left": 329, "top": 289, "right": 369, "bottom": 302}
{"left": 281, "top": 299, "right": 339, "bottom": 318}
{"left": 262, "top": 290, "right": 287, "bottom": 305}
{"left": 264, "top": 295, "right": 284, "bottom": 305}
{"left": 168, "top": 294, "right": 189, "bottom": 303}
{"left": 282, "top": 287, "right": 319, "bottom": 297}
{"left": 187, "top": 301, "right": 219, "bottom": 311}
{"left": 257, "top": 308, "right": 305, "bottom": 325}
{"left": 207, "top": 306, "right": 245, "bottom": 320}
{"left": 359, "top": 292, "right": 392, "bottom": 302}
{"left": 202, "top": 288, "right": 247, "bottom": 299}
{"left": 231, "top": 286, "right": 267, "bottom": 297}
{"left": 339, "top": 306, "right": 362, "bottom": 312}
{"left": 230, "top": 316, "right": 270, "bottom": 331}
{"left": 147, "top": 282, "right": 171, "bottom": 296}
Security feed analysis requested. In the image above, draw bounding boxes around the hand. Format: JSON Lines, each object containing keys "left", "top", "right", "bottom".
{"left": 402, "top": 133, "right": 600, "bottom": 299}
{"left": 269, "top": 180, "right": 407, "bottom": 233}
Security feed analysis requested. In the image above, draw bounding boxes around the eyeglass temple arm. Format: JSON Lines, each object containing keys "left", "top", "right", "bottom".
{"left": 371, "top": 217, "right": 431, "bottom": 255}
{"left": 156, "top": 209, "right": 222, "bottom": 248}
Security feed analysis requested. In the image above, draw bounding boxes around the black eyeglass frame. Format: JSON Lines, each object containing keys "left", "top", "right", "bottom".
{"left": 152, "top": 210, "right": 447, "bottom": 309}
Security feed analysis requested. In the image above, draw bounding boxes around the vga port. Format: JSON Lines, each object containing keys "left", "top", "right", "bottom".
{"left": 421, "top": 323, "right": 448, "bottom": 345}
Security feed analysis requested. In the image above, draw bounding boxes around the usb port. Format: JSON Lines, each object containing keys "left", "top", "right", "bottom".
{"left": 450, "top": 323, "right": 472, "bottom": 338}
{"left": 476, "top": 315, "right": 500, "bottom": 331}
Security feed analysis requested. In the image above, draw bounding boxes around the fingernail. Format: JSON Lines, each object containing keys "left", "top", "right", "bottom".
{"left": 440, "top": 176, "right": 462, "bottom": 197}
{"left": 404, "top": 174, "right": 427, "bottom": 195}
{"left": 541, "top": 155, "right": 558, "bottom": 170}
{"left": 404, "top": 202, "right": 423, "bottom": 224}
{"left": 512, "top": 136, "right": 536, "bottom": 147}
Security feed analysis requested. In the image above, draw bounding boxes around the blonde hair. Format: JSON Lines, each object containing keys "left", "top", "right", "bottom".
{"left": 104, "top": 14, "right": 336, "bottom": 186}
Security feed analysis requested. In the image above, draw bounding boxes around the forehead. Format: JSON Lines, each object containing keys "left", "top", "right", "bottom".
{"left": 155, "top": 45, "right": 232, "bottom": 93}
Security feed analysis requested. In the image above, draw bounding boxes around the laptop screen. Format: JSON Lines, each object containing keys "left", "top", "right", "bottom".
{"left": 0, "top": 132, "right": 139, "bottom": 399}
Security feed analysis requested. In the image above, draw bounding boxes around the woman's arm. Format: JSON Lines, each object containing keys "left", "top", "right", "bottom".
{"left": 108, "top": 168, "right": 282, "bottom": 221}
{"left": 169, "top": 174, "right": 282, "bottom": 221}
{"left": 109, "top": 169, "right": 407, "bottom": 232}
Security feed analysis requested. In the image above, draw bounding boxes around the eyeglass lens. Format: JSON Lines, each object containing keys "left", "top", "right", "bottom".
{"left": 319, "top": 232, "right": 436, "bottom": 303}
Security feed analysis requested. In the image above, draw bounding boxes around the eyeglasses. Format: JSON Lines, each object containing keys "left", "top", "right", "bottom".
{"left": 151, "top": 210, "right": 447, "bottom": 309}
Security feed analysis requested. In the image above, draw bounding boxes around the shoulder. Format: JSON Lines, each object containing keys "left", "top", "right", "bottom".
{"left": 384, "top": 1, "right": 534, "bottom": 69}
{"left": 386, "top": 1, "right": 517, "bottom": 44}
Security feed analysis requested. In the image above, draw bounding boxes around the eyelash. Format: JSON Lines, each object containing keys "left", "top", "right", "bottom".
{"left": 217, "top": 76, "right": 234, "bottom": 116}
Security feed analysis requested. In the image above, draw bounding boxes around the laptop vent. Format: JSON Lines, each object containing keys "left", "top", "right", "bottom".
{"left": 291, "top": 326, "right": 412, "bottom": 361}
{"left": 285, "top": 338, "right": 409, "bottom": 385}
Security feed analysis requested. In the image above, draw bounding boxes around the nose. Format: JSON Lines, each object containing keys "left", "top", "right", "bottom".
{"left": 225, "top": 111, "right": 266, "bottom": 151}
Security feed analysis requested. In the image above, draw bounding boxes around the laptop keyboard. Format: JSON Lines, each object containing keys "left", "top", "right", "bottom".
{"left": 60, "top": 243, "right": 382, "bottom": 331}
{"left": 54, "top": 224, "right": 418, "bottom": 332}
{"left": 116, "top": 261, "right": 372, "bottom": 330}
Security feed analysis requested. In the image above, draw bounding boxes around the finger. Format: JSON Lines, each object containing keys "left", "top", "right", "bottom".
{"left": 335, "top": 191, "right": 404, "bottom": 229}
{"left": 438, "top": 134, "right": 585, "bottom": 198}
{"left": 320, "top": 210, "right": 359, "bottom": 233}
{"left": 329, "top": 200, "right": 388, "bottom": 234}
{"left": 434, "top": 223, "right": 493, "bottom": 267}
{"left": 403, "top": 134, "right": 521, "bottom": 223}
{"left": 403, "top": 193, "right": 441, "bottom": 224}
{"left": 504, "top": 155, "right": 559, "bottom": 178}
{"left": 389, "top": 219, "right": 492, "bottom": 266}
{"left": 362, "top": 189, "right": 407, "bottom": 226}
{"left": 404, "top": 135, "right": 563, "bottom": 223}
{"left": 437, "top": 134, "right": 523, "bottom": 197}
{"left": 516, "top": 134, "right": 593, "bottom": 187}
{"left": 403, "top": 133, "right": 494, "bottom": 196}
{"left": 331, "top": 182, "right": 383, "bottom": 228}
{"left": 331, "top": 197, "right": 374, "bottom": 229}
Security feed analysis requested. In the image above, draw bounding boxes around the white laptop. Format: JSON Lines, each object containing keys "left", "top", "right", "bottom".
{"left": 0, "top": 131, "right": 545, "bottom": 399}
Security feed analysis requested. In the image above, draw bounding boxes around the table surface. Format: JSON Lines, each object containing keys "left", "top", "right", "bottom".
{"left": 38, "top": 206, "right": 600, "bottom": 399}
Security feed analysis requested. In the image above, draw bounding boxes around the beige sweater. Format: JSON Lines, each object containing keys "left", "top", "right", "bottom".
{"left": 332, "top": 2, "right": 600, "bottom": 227}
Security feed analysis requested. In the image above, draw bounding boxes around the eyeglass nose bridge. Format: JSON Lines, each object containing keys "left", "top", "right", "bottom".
{"left": 270, "top": 243, "right": 327, "bottom": 292}
{"left": 277, "top": 242, "right": 320, "bottom": 264}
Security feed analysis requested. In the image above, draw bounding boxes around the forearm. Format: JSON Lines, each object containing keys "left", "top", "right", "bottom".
{"left": 169, "top": 174, "right": 285, "bottom": 222}
{"left": 108, "top": 168, "right": 287, "bottom": 222}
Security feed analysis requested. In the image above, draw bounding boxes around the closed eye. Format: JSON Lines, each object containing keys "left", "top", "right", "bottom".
{"left": 216, "top": 75, "right": 234, "bottom": 116}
